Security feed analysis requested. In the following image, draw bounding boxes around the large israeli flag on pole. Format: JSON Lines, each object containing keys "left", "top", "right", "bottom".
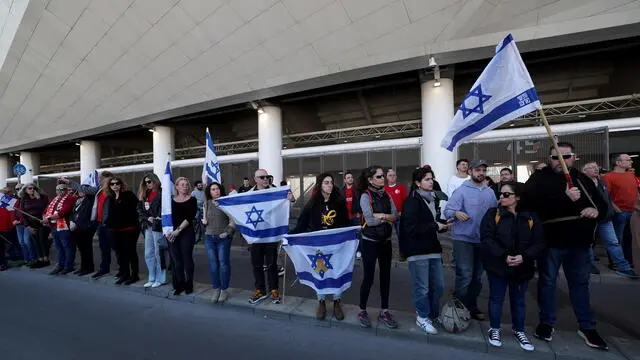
{"left": 216, "top": 186, "right": 290, "bottom": 244}
{"left": 82, "top": 170, "right": 99, "bottom": 187}
{"left": 201, "top": 128, "right": 221, "bottom": 185}
{"left": 441, "top": 34, "right": 540, "bottom": 151}
{"left": 161, "top": 160, "right": 174, "bottom": 235}
{"left": 283, "top": 226, "right": 360, "bottom": 295}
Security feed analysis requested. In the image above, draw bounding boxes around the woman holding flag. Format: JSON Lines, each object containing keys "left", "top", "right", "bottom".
{"left": 291, "top": 173, "right": 349, "bottom": 321}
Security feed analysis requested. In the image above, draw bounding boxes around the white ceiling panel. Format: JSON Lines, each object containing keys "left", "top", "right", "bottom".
{"left": 0, "top": 0, "right": 638, "bottom": 151}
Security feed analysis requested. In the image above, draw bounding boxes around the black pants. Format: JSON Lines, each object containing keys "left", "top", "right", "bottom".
{"left": 32, "top": 226, "right": 51, "bottom": 259}
{"left": 359, "top": 239, "right": 392, "bottom": 310}
{"left": 73, "top": 226, "right": 96, "bottom": 272}
{"left": 0, "top": 232, "right": 6, "bottom": 266}
{"left": 169, "top": 227, "right": 195, "bottom": 287}
{"left": 251, "top": 242, "right": 279, "bottom": 292}
{"left": 113, "top": 229, "right": 139, "bottom": 279}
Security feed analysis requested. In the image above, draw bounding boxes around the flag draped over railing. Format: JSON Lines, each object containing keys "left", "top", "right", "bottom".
{"left": 216, "top": 186, "right": 291, "bottom": 244}
{"left": 441, "top": 34, "right": 540, "bottom": 151}
{"left": 282, "top": 226, "right": 361, "bottom": 295}
{"left": 161, "top": 160, "right": 174, "bottom": 235}
{"left": 201, "top": 127, "right": 221, "bottom": 185}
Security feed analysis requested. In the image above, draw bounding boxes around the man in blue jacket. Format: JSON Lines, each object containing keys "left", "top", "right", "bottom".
{"left": 444, "top": 160, "right": 498, "bottom": 320}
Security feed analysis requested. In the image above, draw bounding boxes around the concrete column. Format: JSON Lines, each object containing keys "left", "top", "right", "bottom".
{"left": 0, "top": 155, "right": 9, "bottom": 188}
{"left": 19, "top": 151, "right": 39, "bottom": 184}
{"left": 153, "top": 126, "right": 175, "bottom": 177}
{"left": 421, "top": 78, "right": 456, "bottom": 191}
{"left": 80, "top": 140, "right": 101, "bottom": 183}
{"left": 258, "top": 105, "right": 283, "bottom": 184}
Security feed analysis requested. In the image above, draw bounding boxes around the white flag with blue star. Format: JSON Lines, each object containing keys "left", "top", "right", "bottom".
{"left": 282, "top": 226, "right": 361, "bottom": 295}
{"left": 216, "top": 186, "right": 291, "bottom": 244}
{"left": 441, "top": 34, "right": 540, "bottom": 151}
{"left": 82, "top": 170, "right": 99, "bottom": 187}
{"left": 201, "top": 128, "right": 221, "bottom": 185}
{"left": 161, "top": 160, "right": 175, "bottom": 235}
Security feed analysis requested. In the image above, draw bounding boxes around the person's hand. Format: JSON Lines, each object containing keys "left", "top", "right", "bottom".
{"left": 167, "top": 230, "right": 180, "bottom": 242}
{"left": 565, "top": 185, "right": 581, "bottom": 202}
{"left": 437, "top": 222, "right": 451, "bottom": 232}
{"left": 287, "top": 192, "right": 294, "bottom": 201}
{"left": 41, "top": 219, "right": 49, "bottom": 225}
{"left": 147, "top": 217, "right": 154, "bottom": 224}
{"left": 455, "top": 211, "right": 470, "bottom": 222}
{"left": 580, "top": 207, "right": 599, "bottom": 219}
{"left": 202, "top": 218, "right": 207, "bottom": 225}
{"left": 69, "top": 221, "right": 77, "bottom": 232}
{"left": 220, "top": 232, "right": 228, "bottom": 239}
{"left": 12, "top": 220, "right": 19, "bottom": 226}
{"left": 374, "top": 213, "right": 385, "bottom": 220}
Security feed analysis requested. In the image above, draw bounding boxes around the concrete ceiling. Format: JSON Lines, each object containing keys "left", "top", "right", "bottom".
{"left": 0, "top": 0, "right": 639, "bottom": 153}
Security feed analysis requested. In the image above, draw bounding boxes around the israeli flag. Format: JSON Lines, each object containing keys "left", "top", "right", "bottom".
{"left": 0, "top": 194, "right": 17, "bottom": 210}
{"left": 161, "top": 160, "right": 174, "bottom": 235}
{"left": 216, "top": 186, "right": 291, "bottom": 244}
{"left": 201, "top": 128, "right": 221, "bottom": 185}
{"left": 82, "top": 170, "right": 99, "bottom": 187}
{"left": 441, "top": 34, "right": 540, "bottom": 151}
{"left": 282, "top": 226, "right": 361, "bottom": 295}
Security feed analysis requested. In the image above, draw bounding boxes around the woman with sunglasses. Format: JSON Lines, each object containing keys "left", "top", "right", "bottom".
{"left": 167, "top": 177, "right": 198, "bottom": 295}
{"left": 16, "top": 183, "right": 50, "bottom": 268}
{"left": 356, "top": 165, "right": 398, "bottom": 329}
{"left": 105, "top": 177, "right": 140, "bottom": 285}
{"left": 203, "top": 182, "right": 235, "bottom": 303}
{"left": 291, "top": 173, "right": 350, "bottom": 321}
{"left": 480, "top": 181, "right": 544, "bottom": 352}
{"left": 137, "top": 173, "right": 166, "bottom": 288}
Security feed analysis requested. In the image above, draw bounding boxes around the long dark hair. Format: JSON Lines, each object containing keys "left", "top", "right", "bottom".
{"left": 138, "top": 173, "right": 161, "bottom": 201}
{"left": 356, "top": 165, "right": 383, "bottom": 192}
{"left": 204, "top": 182, "right": 226, "bottom": 200}
{"left": 310, "top": 172, "right": 339, "bottom": 206}
{"left": 410, "top": 167, "right": 434, "bottom": 192}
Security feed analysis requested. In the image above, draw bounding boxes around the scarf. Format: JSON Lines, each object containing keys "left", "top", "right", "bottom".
{"left": 44, "top": 193, "right": 72, "bottom": 230}
{"left": 416, "top": 189, "right": 437, "bottom": 219}
{"left": 367, "top": 184, "right": 386, "bottom": 197}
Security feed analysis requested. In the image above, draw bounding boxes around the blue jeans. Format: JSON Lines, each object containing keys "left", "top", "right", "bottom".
{"left": 204, "top": 234, "right": 231, "bottom": 290}
{"left": 453, "top": 241, "right": 483, "bottom": 311}
{"left": 538, "top": 247, "right": 595, "bottom": 330}
{"left": 408, "top": 258, "right": 444, "bottom": 319}
{"left": 144, "top": 228, "right": 166, "bottom": 284}
{"left": 53, "top": 229, "right": 74, "bottom": 271}
{"left": 487, "top": 274, "right": 528, "bottom": 331}
{"left": 590, "top": 221, "right": 632, "bottom": 271}
{"left": 612, "top": 211, "right": 634, "bottom": 264}
{"left": 98, "top": 225, "right": 114, "bottom": 273}
{"left": 15, "top": 225, "right": 36, "bottom": 261}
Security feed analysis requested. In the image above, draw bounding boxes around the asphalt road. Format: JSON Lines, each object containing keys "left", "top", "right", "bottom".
{"left": 0, "top": 270, "right": 510, "bottom": 360}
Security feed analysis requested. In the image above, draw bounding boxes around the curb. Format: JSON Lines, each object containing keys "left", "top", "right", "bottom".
{"left": 8, "top": 265, "right": 638, "bottom": 360}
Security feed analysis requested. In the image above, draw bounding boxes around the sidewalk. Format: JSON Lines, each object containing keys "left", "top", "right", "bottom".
{"left": 9, "top": 264, "right": 640, "bottom": 360}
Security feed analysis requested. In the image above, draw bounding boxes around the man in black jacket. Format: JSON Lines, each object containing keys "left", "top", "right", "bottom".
{"left": 525, "top": 142, "right": 608, "bottom": 350}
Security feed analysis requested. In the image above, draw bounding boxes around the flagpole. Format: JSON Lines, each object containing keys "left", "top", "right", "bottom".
{"left": 281, "top": 246, "right": 287, "bottom": 305}
{"left": 538, "top": 107, "right": 575, "bottom": 188}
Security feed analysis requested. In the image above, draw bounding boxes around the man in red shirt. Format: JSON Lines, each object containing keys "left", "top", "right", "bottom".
{"left": 385, "top": 169, "right": 408, "bottom": 239}
{"left": 603, "top": 154, "right": 639, "bottom": 265}
{"left": 340, "top": 172, "right": 360, "bottom": 225}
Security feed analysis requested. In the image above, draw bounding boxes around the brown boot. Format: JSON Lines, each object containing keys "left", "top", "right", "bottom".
{"left": 333, "top": 300, "right": 345, "bottom": 321}
{"left": 316, "top": 300, "right": 326, "bottom": 320}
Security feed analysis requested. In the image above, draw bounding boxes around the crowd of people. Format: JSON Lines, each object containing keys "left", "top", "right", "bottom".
{"left": 1, "top": 142, "right": 639, "bottom": 353}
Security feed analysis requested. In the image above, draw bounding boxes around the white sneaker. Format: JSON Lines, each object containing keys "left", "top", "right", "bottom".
{"left": 514, "top": 331, "right": 535, "bottom": 352}
{"left": 488, "top": 328, "right": 503, "bottom": 347}
{"left": 143, "top": 281, "right": 154, "bottom": 288}
{"left": 218, "top": 289, "right": 229, "bottom": 303}
{"left": 151, "top": 282, "right": 162, "bottom": 288}
{"left": 416, "top": 317, "right": 438, "bottom": 335}
{"left": 211, "top": 288, "right": 221, "bottom": 303}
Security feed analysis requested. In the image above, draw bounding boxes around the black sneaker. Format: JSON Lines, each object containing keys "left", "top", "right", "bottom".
{"left": 278, "top": 266, "right": 285, "bottom": 277}
{"left": 248, "top": 289, "right": 268, "bottom": 305}
{"left": 91, "top": 270, "right": 108, "bottom": 279}
{"left": 534, "top": 323, "right": 554, "bottom": 342}
{"left": 358, "top": 310, "right": 372, "bottom": 328}
{"left": 48, "top": 266, "right": 63, "bottom": 275}
{"left": 578, "top": 329, "right": 608, "bottom": 350}
{"left": 471, "top": 309, "right": 486, "bottom": 321}
{"left": 60, "top": 268, "right": 74, "bottom": 275}
{"left": 615, "top": 269, "right": 639, "bottom": 280}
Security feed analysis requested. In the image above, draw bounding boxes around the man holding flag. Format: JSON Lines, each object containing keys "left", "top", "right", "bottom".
{"left": 440, "top": 33, "right": 609, "bottom": 350}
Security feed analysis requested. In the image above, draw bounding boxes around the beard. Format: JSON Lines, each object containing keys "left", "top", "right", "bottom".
{"left": 552, "top": 164, "right": 564, "bottom": 173}
{"left": 471, "top": 174, "right": 485, "bottom": 183}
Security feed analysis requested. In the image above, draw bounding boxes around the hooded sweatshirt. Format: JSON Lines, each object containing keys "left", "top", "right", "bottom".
{"left": 444, "top": 180, "right": 497, "bottom": 243}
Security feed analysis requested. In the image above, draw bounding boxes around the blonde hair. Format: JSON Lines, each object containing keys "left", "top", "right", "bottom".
{"left": 174, "top": 177, "right": 191, "bottom": 194}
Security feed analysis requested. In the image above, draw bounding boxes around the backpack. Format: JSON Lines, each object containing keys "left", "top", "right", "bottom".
{"left": 494, "top": 211, "right": 533, "bottom": 230}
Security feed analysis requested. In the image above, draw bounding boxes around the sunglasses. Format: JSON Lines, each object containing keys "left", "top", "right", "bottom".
{"left": 373, "top": 175, "right": 385, "bottom": 179}
{"left": 110, "top": 182, "right": 121, "bottom": 186}
{"left": 55, "top": 188, "right": 66, "bottom": 191}
{"left": 550, "top": 154, "right": 574, "bottom": 160}
{"left": 500, "top": 192, "right": 515, "bottom": 198}
{"left": 257, "top": 176, "right": 268, "bottom": 180}
{"left": 144, "top": 180, "right": 153, "bottom": 185}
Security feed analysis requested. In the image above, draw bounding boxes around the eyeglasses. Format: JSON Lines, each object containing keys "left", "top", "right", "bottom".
{"left": 373, "top": 175, "right": 385, "bottom": 179}
{"left": 109, "top": 182, "right": 121, "bottom": 186}
{"left": 257, "top": 175, "right": 268, "bottom": 180}
{"left": 550, "top": 154, "right": 574, "bottom": 160}
{"left": 500, "top": 192, "right": 515, "bottom": 198}
{"left": 144, "top": 180, "right": 153, "bottom": 185}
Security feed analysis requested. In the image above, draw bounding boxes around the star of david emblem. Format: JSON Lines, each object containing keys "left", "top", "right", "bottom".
{"left": 459, "top": 84, "right": 492, "bottom": 119}
{"left": 209, "top": 160, "right": 220, "bottom": 177}
{"left": 245, "top": 206, "right": 265, "bottom": 229}
{"left": 307, "top": 250, "right": 333, "bottom": 279}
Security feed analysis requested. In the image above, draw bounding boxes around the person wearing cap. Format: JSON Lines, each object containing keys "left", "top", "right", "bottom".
{"left": 444, "top": 160, "right": 497, "bottom": 321}
{"left": 44, "top": 184, "right": 77, "bottom": 275}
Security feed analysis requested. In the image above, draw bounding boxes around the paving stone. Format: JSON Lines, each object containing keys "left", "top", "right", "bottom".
{"left": 329, "top": 303, "right": 373, "bottom": 333}
{"left": 145, "top": 284, "right": 172, "bottom": 299}
{"left": 254, "top": 295, "right": 304, "bottom": 321}
{"left": 194, "top": 288, "right": 217, "bottom": 305}
{"left": 478, "top": 322, "right": 554, "bottom": 360}
{"left": 550, "top": 330, "right": 627, "bottom": 360}
{"left": 375, "top": 309, "right": 428, "bottom": 343}
{"left": 428, "top": 319, "right": 488, "bottom": 353}
{"left": 290, "top": 299, "right": 331, "bottom": 328}
{"left": 607, "top": 337, "right": 640, "bottom": 360}
{"left": 222, "top": 288, "right": 256, "bottom": 314}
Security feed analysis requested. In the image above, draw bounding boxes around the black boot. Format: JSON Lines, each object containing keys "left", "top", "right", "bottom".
{"left": 173, "top": 282, "right": 184, "bottom": 296}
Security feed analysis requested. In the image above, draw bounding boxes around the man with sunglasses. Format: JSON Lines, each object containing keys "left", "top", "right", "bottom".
{"left": 525, "top": 142, "right": 608, "bottom": 350}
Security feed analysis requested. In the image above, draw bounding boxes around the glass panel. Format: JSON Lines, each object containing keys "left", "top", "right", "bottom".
{"left": 368, "top": 150, "right": 392, "bottom": 169}
{"left": 323, "top": 154, "right": 344, "bottom": 188}
{"left": 301, "top": 156, "right": 322, "bottom": 207}
{"left": 394, "top": 148, "right": 420, "bottom": 189}
{"left": 345, "top": 152, "right": 367, "bottom": 176}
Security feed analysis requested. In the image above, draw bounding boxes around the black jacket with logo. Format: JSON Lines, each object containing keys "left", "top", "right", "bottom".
{"left": 291, "top": 191, "right": 349, "bottom": 233}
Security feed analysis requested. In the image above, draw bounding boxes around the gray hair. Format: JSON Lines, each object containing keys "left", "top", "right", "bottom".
{"left": 17, "top": 183, "right": 42, "bottom": 199}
